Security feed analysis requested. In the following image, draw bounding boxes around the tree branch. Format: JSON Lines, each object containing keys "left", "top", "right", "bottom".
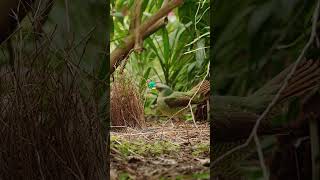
{"left": 133, "top": 0, "right": 143, "bottom": 52}
{"left": 111, "top": 17, "right": 168, "bottom": 73}
{"left": 110, "top": 0, "right": 183, "bottom": 74}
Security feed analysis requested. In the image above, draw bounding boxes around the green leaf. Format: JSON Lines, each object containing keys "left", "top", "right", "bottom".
{"left": 145, "top": 38, "right": 164, "bottom": 65}
{"left": 214, "top": 6, "right": 254, "bottom": 52}
{"left": 195, "top": 38, "right": 206, "bottom": 68}
{"left": 248, "top": 0, "right": 275, "bottom": 37}
{"left": 162, "top": 27, "right": 170, "bottom": 65}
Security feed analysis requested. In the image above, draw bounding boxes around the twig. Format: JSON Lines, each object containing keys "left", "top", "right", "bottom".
{"left": 254, "top": 134, "right": 269, "bottom": 179}
{"left": 211, "top": 1, "right": 320, "bottom": 178}
{"left": 119, "top": 49, "right": 134, "bottom": 73}
{"left": 111, "top": 126, "right": 127, "bottom": 128}
{"left": 113, "top": 139, "right": 145, "bottom": 159}
{"left": 35, "top": 149, "right": 45, "bottom": 180}
{"left": 111, "top": 129, "right": 210, "bottom": 137}
{"left": 189, "top": 104, "right": 198, "bottom": 128}
{"left": 294, "top": 149, "right": 301, "bottom": 180}
{"left": 48, "top": 144, "right": 82, "bottom": 180}
{"left": 309, "top": 113, "right": 320, "bottom": 180}
{"left": 65, "top": 129, "right": 85, "bottom": 180}
{"left": 257, "top": 2, "right": 307, "bottom": 70}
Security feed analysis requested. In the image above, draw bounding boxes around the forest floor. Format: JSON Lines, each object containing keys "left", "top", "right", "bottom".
{"left": 110, "top": 118, "right": 210, "bottom": 180}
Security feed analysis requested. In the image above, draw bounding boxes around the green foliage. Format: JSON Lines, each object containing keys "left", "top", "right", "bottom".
{"left": 145, "top": 22, "right": 209, "bottom": 90}
{"left": 111, "top": 0, "right": 210, "bottom": 113}
{"left": 213, "top": 0, "right": 319, "bottom": 179}
{"left": 111, "top": 136, "right": 180, "bottom": 157}
{"left": 213, "top": 0, "right": 317, "bottom": 96}
{"left": 178, "top": 0, "right": 210, "bottom": 36}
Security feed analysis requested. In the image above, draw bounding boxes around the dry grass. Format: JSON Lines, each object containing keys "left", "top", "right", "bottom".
{"left": 111, "top": 72, "right": 146, "bottom": 129}
{"left": 0, "top": 37, "right": 107, "bottom": 180}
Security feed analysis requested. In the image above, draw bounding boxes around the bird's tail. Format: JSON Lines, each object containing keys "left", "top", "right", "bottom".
{"left": 253, "top": 59, "right": 320, "bottom": 104}
{"left": 190, "top": 79, "right": 210, "bottom": 99}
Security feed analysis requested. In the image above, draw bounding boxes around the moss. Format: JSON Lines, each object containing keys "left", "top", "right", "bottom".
{"left": 159, "top": 172, "right": 209, "bottom": 180}
{"left": 111, "top": 136, "right": 180, "bottom": 157}
{"left": 192, "top": 143, "right": 209, "bottom": 157}
{"left": 118, "top": 172, "right": 132, "bottom": 180}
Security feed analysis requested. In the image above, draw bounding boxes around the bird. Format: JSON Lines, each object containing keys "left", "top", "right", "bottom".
{"left": 213, "top": 59, "right": 320, "bottom": 142}
{"left": 147, "top": 59, "right": 319, "bottom": 179}
{"left": 212, "top": 59, "right": 320, "bottom": 179}
{"left": 148, "top": 59, "right": 320, "bottom": 179}
{"left": 147, "top": 79, "right": 210, "bottom": 119}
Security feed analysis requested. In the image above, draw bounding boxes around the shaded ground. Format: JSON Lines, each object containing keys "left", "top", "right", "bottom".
{"left": 110, "top": 118, "right": 210, "bottom": 180}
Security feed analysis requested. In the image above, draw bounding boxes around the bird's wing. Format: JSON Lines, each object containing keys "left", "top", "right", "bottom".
{"left": 162, "top": 92, "right": 193, "bottom": 108}
{"left": 279, "top": 60, "right": 320, "bottom": 101}
{"left": 189, "top": 79, "right": 210, "bottom": 97}
{"left": 246, "top": 60, "right": 320, "bottom": 112}
{"left": 253, "top": 60, "right": 320, "bottom": 103}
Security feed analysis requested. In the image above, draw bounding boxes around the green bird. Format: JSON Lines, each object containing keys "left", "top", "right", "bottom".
{"left": 149, "top": 59, "right": 320, "bottom": 179}
{"left": 148, "top": 80, "right": 210, "bottom": 119}
{"left": 212, "top": 59, "right": 320, "bottom": 179}
{"left": 213, "top": 59, "right": 320, "bottom": 141}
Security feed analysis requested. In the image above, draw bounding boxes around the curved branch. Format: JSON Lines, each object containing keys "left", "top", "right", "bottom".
{"left": 110, "top": 0, "right": 183, "bottom": 74}
{"left": 111, "top": 17, "right": 169, "bottom": 73}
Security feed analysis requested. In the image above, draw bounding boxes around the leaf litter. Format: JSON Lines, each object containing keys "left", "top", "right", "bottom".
{"left": 110, "top": 118, "right": 210, "bottom": 180}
